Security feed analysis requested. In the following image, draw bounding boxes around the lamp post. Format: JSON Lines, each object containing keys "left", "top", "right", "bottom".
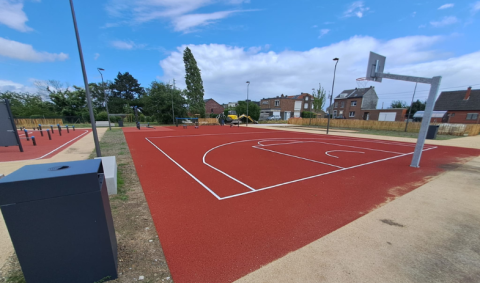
{"left": 326, "top": 58, "right": 339, "bottom": 135}
{"left": 70, "top": 0, "right": 101, "bottom": 157}
{"left": 310, "top": 88, "right": 315, "bottom": 125}
{"left": 246, "top": 81, "right": 250, "bottom": 127}
{"left": 97, "top": 68, "right": 111, "bottom": 130}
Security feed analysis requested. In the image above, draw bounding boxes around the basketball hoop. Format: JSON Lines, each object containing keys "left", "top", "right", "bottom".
{"left": 356, "top": 77, "right": 368, "bottom": 88}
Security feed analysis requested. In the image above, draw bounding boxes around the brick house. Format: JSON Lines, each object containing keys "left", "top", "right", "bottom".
{"left": 329, "top": 86, "right": 406, "bottom": 121}
{"left": 434, "top": 87, "right": 480, "bottom": 124}
{"left": 260, "top": 93, "right": 314, "bottom": 120}
{"left": 204, "top": 98, "right": 225, "bottom": 115}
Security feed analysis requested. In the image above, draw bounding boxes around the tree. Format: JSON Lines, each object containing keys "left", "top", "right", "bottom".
{"left": 390, "top": 100, "right": 408, "bottom": 108}
{"left": 235, "top": 101, "right": 260, "bottom": 121}
{"left": 406, "top": 99, "right": 426, "bottom": 118}
{"left": 183, "top": 47, "right": 205, "bottom": 117}
{"left": 0, "top": 91, "right": 56, "bottom": 116}
{"left": 48, "top": 86, "right": 87, "bottom": 117}
{"left": 313, "top": 84, "right": 327, "bottom": 114}
{"left": 144, "top": 81, "right": 187, "bottom": 124}
{"left": 110, "top": 72, "right": 145, "bottom": 100}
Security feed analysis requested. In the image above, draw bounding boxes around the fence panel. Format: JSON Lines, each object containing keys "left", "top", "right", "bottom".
{"left": 14, "top": 118, "right": 64, "bottom": 128}
{"left": 288, "top": 118, "right": 479, "bottom": 136}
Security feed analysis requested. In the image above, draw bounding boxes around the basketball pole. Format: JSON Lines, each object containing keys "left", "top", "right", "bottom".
{"left": 326, "top": 58, "right": 339, "bottom": 135}
{"left": 405, "top": 82, "right": 417, "bottom": 132}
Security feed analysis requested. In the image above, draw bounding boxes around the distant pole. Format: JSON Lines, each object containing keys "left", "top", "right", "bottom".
{"left": 326, "top": 58, "right": 339, "bottom": 134}
{"left": 70, "top": 0, "right": 101, "bottom": 157}
{"left": 246, "top": 81, "right": 250, "bottom": 127}
{"left": 310, "top": 88, "right": 315, "bottom": 125}
{"left": 405, "top": 82, "right": 418, "bottom": 132}
{"left": 97, "top": 68, "right": 111, "bottom": 130}
{"left": 172, "top": 79, "right": 176, "bottom": 124}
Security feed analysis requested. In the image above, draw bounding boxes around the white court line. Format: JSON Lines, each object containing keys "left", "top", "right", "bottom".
{"left": 252, "top": 146, "right": 345, "bottom": 169}
{"left": 146, "top": 138, "right": 222, "bottom": 200}
{"left": 219, "top": 149, "right": 439, "bottom": 200}
{"left": 0, "top": 130, "right": 90, "bottom": 163}
{"left": 146, "top": 137, "right": 437, "bottom": 200}
{"left": 325, "top": 150, "right": 364, "bottom": 159}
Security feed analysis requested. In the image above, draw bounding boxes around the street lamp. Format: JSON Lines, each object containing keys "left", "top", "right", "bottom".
{"left": 246, "top": 81, "right": 250, "bottom": 127}
{"left": 326, "top": 58, "right": 339, "bottom": 135}
{"left": 97, "top": 68, "right": 111, "bottom": 130}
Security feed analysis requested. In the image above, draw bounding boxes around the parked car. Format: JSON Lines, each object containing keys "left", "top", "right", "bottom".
{"left": 267, "top": 115, "right": 281, "bottom": 121}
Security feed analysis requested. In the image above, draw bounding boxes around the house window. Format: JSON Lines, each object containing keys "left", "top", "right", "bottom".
{"left": 340, "top": 102, "right": 344, "bottom": 108}
{"left": 305, "top": 97, "right": 309, "bottom": 101}
{"left": 275, "top": 100, "right": 280, "bottom": 106}
{"left": 466, "top": 113, "right": 478, "bottom": 120}
{"left": 334, "top": 102, "right": 338, "bottom": 108}
{"left": 349, "top": 111, "right": 355, "bottom": 117}
{"left": 211, "top": 108, "right": 214, "bottom": 113}
{"left": 339, "top": 110, "right": 344, "bottom": 116}
{"left": 450, "top": 113, "right": 455, "bottom": 117}
{"left": 333, "top": 110, "right": 337, "bottom": 116}
{"left": 304, "top": 103, "right": 308, "bottom": 109}
{"left": 262, "top": 100, "right": 269, "bottom": 105}
{"left": 351, "top": 101, "right": 357, "bottom": 107}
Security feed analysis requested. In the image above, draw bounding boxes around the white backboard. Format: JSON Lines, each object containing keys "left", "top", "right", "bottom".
{"left": 366, "top": 52, "right": 386, "bottom": 82}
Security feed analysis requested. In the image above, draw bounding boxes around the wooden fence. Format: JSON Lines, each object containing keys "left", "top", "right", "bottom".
{"left": 14, "top": 118, "right": 63, "bottom": 129}
{"left": 288, "top": 118, "right": 479, "bottom": 136}
{"left": 198, "top": 118, "right": 219, "bottom": 125}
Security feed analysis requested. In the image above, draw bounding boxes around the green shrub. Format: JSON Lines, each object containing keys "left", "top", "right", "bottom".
{"left": 96, "top": 111, "right": 109, "bottom": 121}
{"left": 209, "top": 113, "right": 217, "bottom": 118}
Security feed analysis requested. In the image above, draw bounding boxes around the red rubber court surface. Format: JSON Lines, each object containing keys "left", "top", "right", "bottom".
{"left": 124, "top": 126, "right": 480, "bottom": 283}
{"left": 0, "top": 129, "right": 90, "bottom": 162}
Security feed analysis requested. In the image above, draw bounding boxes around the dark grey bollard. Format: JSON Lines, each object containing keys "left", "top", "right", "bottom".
{"left": 47, "top": 129, "right": 51, "bottom": 140}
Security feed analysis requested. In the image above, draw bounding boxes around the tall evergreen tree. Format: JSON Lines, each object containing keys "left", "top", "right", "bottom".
{"left": 110, "top": 72, "right": 145, "bottom": 101}
{"left": 183, "top": 47, "right": 206, "bottom": 117}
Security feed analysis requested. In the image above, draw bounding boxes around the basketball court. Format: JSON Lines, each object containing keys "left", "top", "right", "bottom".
{"left": 124, "top": 126, "right": 480, "bottom": 283}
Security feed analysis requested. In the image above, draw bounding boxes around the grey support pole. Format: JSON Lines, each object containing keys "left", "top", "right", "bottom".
{"left": 410, "top": 76, "right": 442, "bottom": 168}
{"left": 69, "top": 0, "right": 101, "bottom": 157}
{"left": 327, "top": 58, "right": 339, "bottom": 134}
{"left": 405, "top": 82, "right": 417, "bottom": 132}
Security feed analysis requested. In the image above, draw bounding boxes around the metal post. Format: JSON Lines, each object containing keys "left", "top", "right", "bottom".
{"left": 24, "top": 129, "right": 29, "bottom": 141}
{"left": 405, "top": 82, "right": 417, "bottom": 132}
{"left": 66, "top": 125, "right": 70, "bottom": 133}
{"left": 51, "top": 125, "right": 54, "bottom": 134}
{"left": 172, "top": 79, "right": 176, "bottom": 124}
{"left": 327, "top": 59, "right": 339, "bottom": 134}
{"left": 410, "top": 76, "right": 442, "bottom": 168}
{"left": 70, "top": 0, "right": 101, "bottom": 157}
{"left": 246, "top": 81, "right": 250, "bottom": 127}
{"left": 40, "top": 130, "right": 43, "bottom": 137}
{"left": 58, "top": 124, "right": 62, "bottom": 136}
{"left": 98, "top": 68, "right": 111, "bottom": 130}
{"left": 47, "top": 129, "right": 52, "bottom": 140}
{"left": 32, "top": 136, "right": 36, "bottom": 146}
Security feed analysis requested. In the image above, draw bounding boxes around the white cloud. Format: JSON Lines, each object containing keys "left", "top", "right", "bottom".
{"left": 158, "top": 35, "right": 478, "bottom": 108}
{"left": 344, "top": 1, "right": 370, "bottom": 18}
{"left": 473, "top": 1, "right": 480, "bottom": 13}
{"left": 0, "top": 37, "right": 68, "bottom": 62}
{"left": 411, "top": 11, "right": 416, "bottom": 17}
{"left": 110, "top": 40, "right": 145, "bottom": 50}
{"left": 319, "top": 29, "right": 330, "bottom": 38}
{"left": 105, "top": 0, "right": 250, "bottom": 32}
{"left": 0, "top": 0, "right": 32, "bottom": 32}
{"left": 430, "top": 16, "right": 458, "bottom": 27}
{"left": 173, "top": 10, "right": 238, "bottom": 32}
{"left": 312, "top": 25, "right": 318, "bottom": 28}
{"left": 94, "top": 53, "right": 100, "bottom": 60}
{"left": 438, "top": 3, "right": 454, "bottom": 9}
{"left": 0, "top": 79, "right": 36, "bottom": 93}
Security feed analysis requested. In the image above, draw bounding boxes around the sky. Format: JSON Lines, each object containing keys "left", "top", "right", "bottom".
{"left": 1, "top": 0, "right": 480, "bottom": 109}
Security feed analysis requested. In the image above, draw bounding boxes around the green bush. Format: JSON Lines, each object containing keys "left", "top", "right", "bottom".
{"left": 96, "top": 111, "right": 109, "bottom": 121}
{"left": 301, "top": 111, "right": 315, "bottom": 118}
{"left": 209, "top": 113, "right": 217, "bottom": 118}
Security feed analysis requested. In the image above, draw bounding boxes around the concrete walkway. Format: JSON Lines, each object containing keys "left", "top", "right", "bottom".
{"left": 0, "top": 128, "right": 107, "bottom": 269}
{"left": 236, "top": 126, "right": 480, "bottom": 283}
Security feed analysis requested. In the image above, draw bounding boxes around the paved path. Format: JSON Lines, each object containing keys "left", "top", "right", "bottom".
{"left": 0, "top": 128, "right": 107, "bottom": 269}
{"left": 236, "top": 126, "right": 480, "bottom": 282}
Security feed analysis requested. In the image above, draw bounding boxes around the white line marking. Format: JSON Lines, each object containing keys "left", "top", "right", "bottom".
{"left": 252, "top": 146, "right": 345, "bottom": 169}
{"left": 0, "top": 130, "right": 90, "bottom": 163}
{"left": 325, "top": 150, "right": 364, "bottom": 159}
{"left": 146, "top": 138, "right": 222, "bottom": 200}
{"left": 145, "top": 136, "right": 438, "bottom": 200}
{"left": 219, "top": 147, "right": 437, "bottom": 200}
{"left": 146, "top": 131, "right": 279, "bottom": 139}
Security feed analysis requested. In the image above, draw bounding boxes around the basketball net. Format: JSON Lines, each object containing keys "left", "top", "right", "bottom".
{"left": 356, "top": 77, "right": 369, "bottom": 89}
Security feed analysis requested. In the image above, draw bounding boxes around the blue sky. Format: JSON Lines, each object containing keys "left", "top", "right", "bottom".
{"left": 1, "top": 0, "right": 480, "bottom": 108}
